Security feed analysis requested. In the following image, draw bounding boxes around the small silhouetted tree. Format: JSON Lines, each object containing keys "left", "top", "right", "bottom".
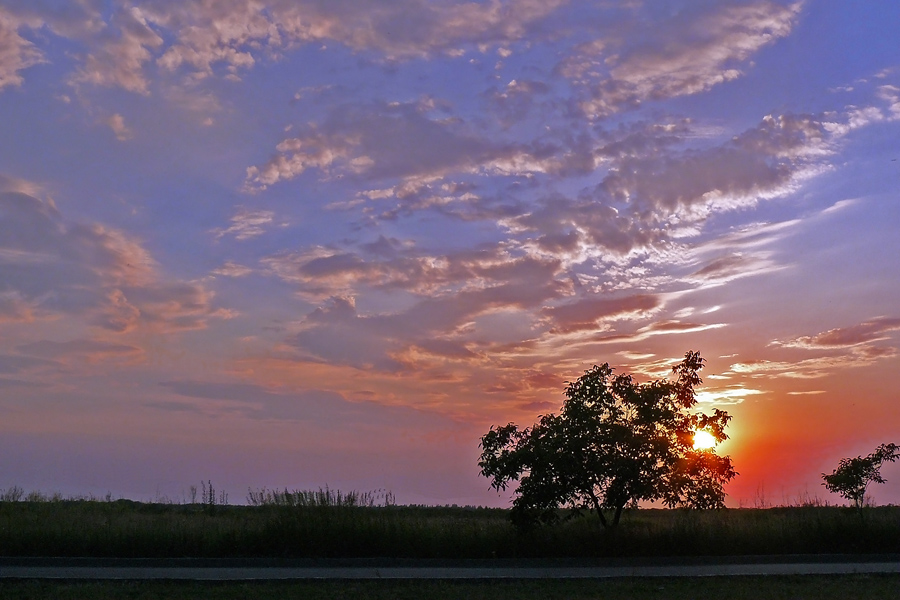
{"left": 478, "top": 351, "right": 737, "bottom": 530}
{"left": 822, "top": 443, "right": 900, "bottom": 512}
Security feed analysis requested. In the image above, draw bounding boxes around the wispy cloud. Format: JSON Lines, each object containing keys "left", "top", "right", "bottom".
{"left": 17, "top": 339, "right": 144, "bottom": 365}
{"left": 0, "top": 184, "right": 228, "bottom": 334}
{"left": 561, "top": 1, "right": 803, "bottom": 118}
{"left": 211, "top": 261, "right": 254, "bottom": 278}
{"left": 775, "top": 317, "right": 900, "bottom": 350}
{"left": 541, "top": 294, "right": 660, "bottom": 334}
{"left": 213, "top": 208, "right": 281, "bottom": 241}
{"left": 244, "top": 100, "right": 556, "bottom": 191}
{"left": 0, "top": 8, "right": 45, "bottom": 91}
{"left": 730, "top": 344, "right": 898, "bottom": 379}
{"left": 0, "top": 0, "right": 568, "bottom": 99}
{"left": 70, "top": 6, "right": 163, "bottom": 95}
{"left": 156, "top": 379, "right": 457, "bottom": 429}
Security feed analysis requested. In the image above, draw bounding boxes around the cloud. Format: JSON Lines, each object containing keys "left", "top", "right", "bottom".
{"left": 776, "top": 317, "right": 900, "bottom": 350}
{"left": 17, "top": 339, "right": 144, "bottom": 364}
{"left": 211, "top": 261, "right": 254, "bottom": 278}
{"left": 106, "top": 282, "right": 234, "bottom": 333}
{"left": 485, "top": 78, "right": 551, "bottom": 127}
{"left": 213, "top": 208, "right": 280, "bottom": 241}
{"left": 0, "top": 291, "right": 35, "bottom": 323}
{"left": 507, "top": 111, "right": 843, "bottom": 260}
{"left": 730, "top": 344, "right": 899, "bottom": 379}
{"left": 541, "top": 294, "right": 660, "bottom": 333}
{"left": 594, "top": 320, "right": 728, "bottom": 345}
{"left": 0, "top": 353, "right": 55, "bottom": 375}
{"left": 0, "top": 8, "right": 45, "bottom": 91}
{"left": 105, "top": 114, "right": 133, "bottom": 141}
{"left": 151, "top": 0, "right": 567, "bottom": 69}
{"left": 0, "top": 185, "right": 227, "bottom": 334}
{"left": 0, "top": 377, "right": 49, "bottom": 389}
{"left": 604, "top": 113, "right": 830, "bottom": 214}
{"left": 264, "top": 240, "right": 566, "bottom": 301}
{"left": 1, "top": 0, "right": 569, "bottom": 96}
{"left": 262, "top": 246, "right": 429, "bottom": 299}
{"left": 878, "top": 85, "right": 900, "bottom": 120}
{"left": 287, "top": 297, "right": 405, "bottom": 372}
{"left": 0, "top": 2, "right": 163, "bottom": 95}
{"left": 70, "top": 6, "right": 164, "bottom": 95}
{"left": 688, "top": 252, "right": 781, "bottom": 284}
{"left": 561, "top": 1, "right": 803, "bottom": 118}
{"left": 695, "top": 386, "right": 765, "bottom": 405}
{"left": 265, "top": 244, "right": 569, "bottom": 372}
{"left": 245, "top": 95, "right": 613, "bottom": 193}
{"left": 245, "top": 101, "right": 526, "bottom": 191}
{"left": 0, "top": 173, "right": 43, "bottom": 196}
{"left": 157, "top": 379, "right": 453, "bottom": 427}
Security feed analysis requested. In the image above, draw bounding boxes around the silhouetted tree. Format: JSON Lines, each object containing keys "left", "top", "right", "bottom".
{"left": 822, "top": 443, "right": 900, "bottom": 511}
{"left": 478, "top": 351, "right": 737, "bottom": 530}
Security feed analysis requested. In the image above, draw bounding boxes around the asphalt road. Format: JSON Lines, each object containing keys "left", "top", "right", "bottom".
{"left": 2, "top": 555, "right": 898, "bottom": 580}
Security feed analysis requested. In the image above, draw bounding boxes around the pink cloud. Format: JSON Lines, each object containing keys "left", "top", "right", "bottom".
{"left": 542, "top": 294, "right": 660, "bottom": 333}
{"left": 778, "top": 317, "right": 900, "bottom": 349}
{"left": 0, "top": 8, "right": 45, "bottom": 91}
{"left": 561, "top": 1, "right": 803, "bottom": 118}
{"left": 17, "top": 339, "right": 144, "bottom": 365}
{"left": 152, "top": 0, "right": 567, "bottom": 69}
{"left": 212, "top": 208, "right": 279, "bottom": 241}
{"left": 730, "top": 343, "right": 899, "bottom": 379}
{"left": 105, "top": 114, "right": 133, "bottom": 141}
{"left": 70, "top": 6, "right": 164, "bottom": 95}
{"left": 0, "top": 187, "right": 227, "bottom": 334}
{"left": 244, "top": 101, "right": 525, "bottom": 190}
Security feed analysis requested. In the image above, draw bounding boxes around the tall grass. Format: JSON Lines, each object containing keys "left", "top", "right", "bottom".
{"left": 0, "top": 484, "right": 898, "bottom": 559}
{"left": 246, "top": 486, "right": 395, "bottom": 508}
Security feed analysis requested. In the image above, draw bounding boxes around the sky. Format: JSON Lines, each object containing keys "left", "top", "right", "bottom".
{"left": 1, "top": 0, "right": 899, "bottom": 508}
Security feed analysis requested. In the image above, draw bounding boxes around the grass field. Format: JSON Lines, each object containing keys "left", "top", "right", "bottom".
{"left": 2, "top": 575, "right": 900, "bottom": 600}
{"left": 0, "top": 491, "right": 898, "bottom": 558}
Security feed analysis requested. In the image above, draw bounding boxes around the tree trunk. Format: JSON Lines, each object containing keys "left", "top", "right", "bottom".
{"left": 612, "top": 503, "right": 625, "bottom": 528}
{"left": 587, "top": 489, "right": 610, "bottom": 530}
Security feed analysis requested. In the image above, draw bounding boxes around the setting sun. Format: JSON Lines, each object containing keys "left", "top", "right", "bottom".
{"left": 693, "top": 430, "right": 717, "bottom": 450}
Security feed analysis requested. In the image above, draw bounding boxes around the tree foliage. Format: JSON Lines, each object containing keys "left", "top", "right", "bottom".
{"left": 822, "top": 443, "right": 900, "bottom": 511}
{"left": 478, "top": 351, "right": 737, "bottom": 529}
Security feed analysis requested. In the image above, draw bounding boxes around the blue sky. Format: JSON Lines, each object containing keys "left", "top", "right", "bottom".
{"left": 1, "top": 0, "right": 899, "bottom": 506}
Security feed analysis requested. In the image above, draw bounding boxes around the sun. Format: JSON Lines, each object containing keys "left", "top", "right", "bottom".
{"left": 693, "top": 430, "right": 717, "bottom": 450}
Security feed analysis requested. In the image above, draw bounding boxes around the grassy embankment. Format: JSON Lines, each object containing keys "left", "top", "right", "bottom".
{"left": 1, "top": 486, "right": 898, "bottom": 558}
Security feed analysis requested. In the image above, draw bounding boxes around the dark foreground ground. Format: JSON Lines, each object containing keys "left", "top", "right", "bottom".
{"left": 2, "top": 574, "right": 900, "bottom": 600}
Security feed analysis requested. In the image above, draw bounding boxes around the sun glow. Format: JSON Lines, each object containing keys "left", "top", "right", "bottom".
{"left": 693, "top": 430, "right": 717, "bottom": 450}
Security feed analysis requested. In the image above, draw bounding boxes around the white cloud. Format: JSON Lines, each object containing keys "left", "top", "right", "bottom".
{"left": 695, "top": 386, "right": 765, "bottom": 405}
{"left": 878, "top": 85, "right": 900, "bottom": 120}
